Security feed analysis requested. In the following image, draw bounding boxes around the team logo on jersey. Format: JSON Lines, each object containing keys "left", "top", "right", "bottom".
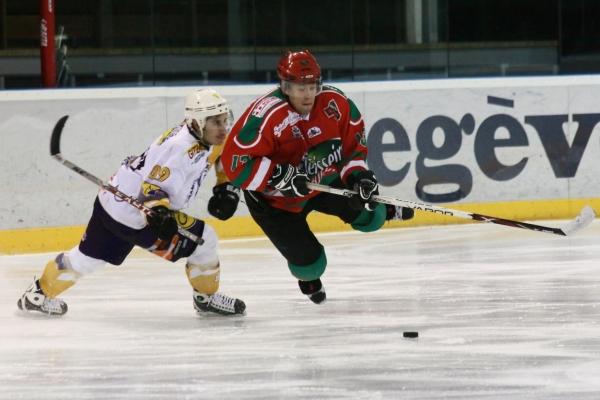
{"left": 252, "top": 96, "right": 281, "bottom": 118}
{"left": 323, "top": 99, "right": 341, "bottom": 121}
{"left": 187, "top": 143, "right": 206, "bottom": 161}
{"left": 174, "top": 211, "right": 197, "bottom": 229}
{"left": 302, "top": 139, "right": 342, "bottom": 180}
{"left": 142, "top": 182, "right": 163, "bottom": 197}
{"left": 307, "top": 126, "right": 322, "bottom": 138}
{"left": 274, "top": 111, "right": 302, "bottom": 137}
{"left": 355, "top": 128, "right": 367, "bottom": 147}
{"left": 292, "top": 126, "right": 302, "bottom": 138}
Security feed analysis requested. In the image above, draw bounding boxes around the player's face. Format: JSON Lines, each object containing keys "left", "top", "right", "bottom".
{"left": 284, "top": 82, "right": 318, "bottom": 115}
{"left": 203, "top": 113, "right": 230, "bottom": 145}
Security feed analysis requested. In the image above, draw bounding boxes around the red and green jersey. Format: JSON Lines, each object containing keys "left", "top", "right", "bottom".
{"left": 221, "top": 85, "right": 368, "bottom": 213}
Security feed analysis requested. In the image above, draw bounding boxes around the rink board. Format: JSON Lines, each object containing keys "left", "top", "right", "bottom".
{"left": 1, "top": 75, "right": 600, "bottom": 253}
{"left": 1, "top": 197, "right": 598, "bottom": 254}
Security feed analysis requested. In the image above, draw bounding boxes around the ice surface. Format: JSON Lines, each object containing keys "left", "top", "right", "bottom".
{"left": 2, "top": 220, "right": 600, "bottom": 399}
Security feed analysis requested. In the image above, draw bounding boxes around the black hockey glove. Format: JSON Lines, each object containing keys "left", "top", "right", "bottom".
{"left": 269, "top": 164, "right": 310, "bottom": 197}
{"left": 208, "top": 183, "right": 240, "bottom": 220}
{"left": 347, "top": 170, "right": 379, "bottom": 211}
{"left": 147, "top": 205, "right": 178, "bottom": 241}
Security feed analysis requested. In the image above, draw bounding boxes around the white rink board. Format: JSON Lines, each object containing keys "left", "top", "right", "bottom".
{"left": 363, "top": 82, "right": 600, "bottom": 202}
{"left": 1, "top": 75, "right": 600, "bottom": 229}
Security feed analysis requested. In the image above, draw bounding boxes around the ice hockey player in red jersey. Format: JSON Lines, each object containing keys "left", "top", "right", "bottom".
{"left": 221, "top": 49, "right": 414, "bottom": 304}
{"left": 17, "top": 89, "right": 245, "bottom": 317}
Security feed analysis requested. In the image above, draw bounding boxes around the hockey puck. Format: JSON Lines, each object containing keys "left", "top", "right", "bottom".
{"left": 403, "top": 331, "right": 419, "bottom": 338}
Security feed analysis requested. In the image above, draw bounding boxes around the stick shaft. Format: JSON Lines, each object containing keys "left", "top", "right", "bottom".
{"left": 50, "top": 116, "right": 203, "bottom": 245}
{"left": 307, "top": 182, "right": 579, "bottom": 236}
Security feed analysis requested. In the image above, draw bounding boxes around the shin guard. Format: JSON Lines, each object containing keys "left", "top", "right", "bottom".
{"left": 38, "top": 253, "right": 80, "bottom": 298}
{"left": 186, "top": 262, "right": 220, "bottom": 295}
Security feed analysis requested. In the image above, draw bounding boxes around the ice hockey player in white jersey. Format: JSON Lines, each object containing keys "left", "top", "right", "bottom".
{"left": 17, "top": 88, "right": 245, "bottom": 317}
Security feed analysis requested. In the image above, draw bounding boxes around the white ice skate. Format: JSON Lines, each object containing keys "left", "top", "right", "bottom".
{"left": 17, "top": 279, "right": 68, "bottom": 316}
{"left": 193, "top": 291, "right": 246, "bottom": 316}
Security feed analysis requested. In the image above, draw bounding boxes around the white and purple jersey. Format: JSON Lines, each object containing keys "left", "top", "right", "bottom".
{"left": 98, "top": 123, "right": 215, "bottom": 229}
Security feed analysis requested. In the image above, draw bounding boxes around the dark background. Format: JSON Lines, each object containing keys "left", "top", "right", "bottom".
{"left": 0, "top": 0, "right": 599, "bottom": 88}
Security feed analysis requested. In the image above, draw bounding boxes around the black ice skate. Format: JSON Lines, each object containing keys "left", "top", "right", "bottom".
{"left": 17, "top": 278, "right": 68, "bottom": 316}
{"left": 385, "top": 204, "right": 415, "bottom": 221}
{"left": 193, "top": 291, "right": 246, "bottom": 316}
{"left": 298, "top": 279, "right": 326, "bottom": 304}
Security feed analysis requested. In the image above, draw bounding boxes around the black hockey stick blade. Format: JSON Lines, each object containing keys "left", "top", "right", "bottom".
{"left": 50, "top": 115, "right": 69, "bottom": 156}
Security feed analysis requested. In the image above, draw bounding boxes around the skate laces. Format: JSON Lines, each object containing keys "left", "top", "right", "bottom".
{"left": 21, "top": 286, "right": 67, "bottom": 315}
{"left": 209, "top": 293, "right": 236, "bottom": 312}
{"left": 42, "top": 297, "right": 66, "bottom": 314}
{"left": 193, "top": 290, "right": 245, "bottom": 315}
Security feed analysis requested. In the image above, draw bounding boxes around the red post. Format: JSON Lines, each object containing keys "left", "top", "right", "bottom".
{"left": 40, "top": 0, "right": 56, "bottom": 87}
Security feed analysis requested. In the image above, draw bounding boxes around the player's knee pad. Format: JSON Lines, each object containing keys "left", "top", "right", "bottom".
{"left": 288, "top": 246, "right": 327, "bottom": 281}
{"left": 351, "top": 203, "right": 386, "bottom": 233}
{"left": 67, "top": 247, "right": 106, "bottom": 276}
{"left": 39, "top": 253, "right": 81, "bottom": 298}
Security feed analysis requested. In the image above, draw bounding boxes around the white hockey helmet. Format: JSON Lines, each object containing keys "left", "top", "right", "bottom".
{"left": 184, "top": 88, "right": 231, "bottom": 133}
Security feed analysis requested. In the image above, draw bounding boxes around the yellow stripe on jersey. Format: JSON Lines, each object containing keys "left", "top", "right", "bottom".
{"left": 209, "top": 143, "right": 230, "bottom": 185}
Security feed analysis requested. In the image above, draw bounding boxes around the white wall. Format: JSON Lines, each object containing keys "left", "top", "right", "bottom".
{"left": 1, "top": 75, "right": 599, "bottom": 230}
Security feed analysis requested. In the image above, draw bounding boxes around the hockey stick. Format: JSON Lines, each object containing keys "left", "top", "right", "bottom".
{"left": 306, "top": 182, "right": 595, "bottom": 237}
{"left": 50, "top": 115, "right": 204, "bottom": 245}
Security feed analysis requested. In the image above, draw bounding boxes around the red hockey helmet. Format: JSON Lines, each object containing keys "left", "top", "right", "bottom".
{"left": 277, "top": 49, "right": 322, "bottom": 84}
